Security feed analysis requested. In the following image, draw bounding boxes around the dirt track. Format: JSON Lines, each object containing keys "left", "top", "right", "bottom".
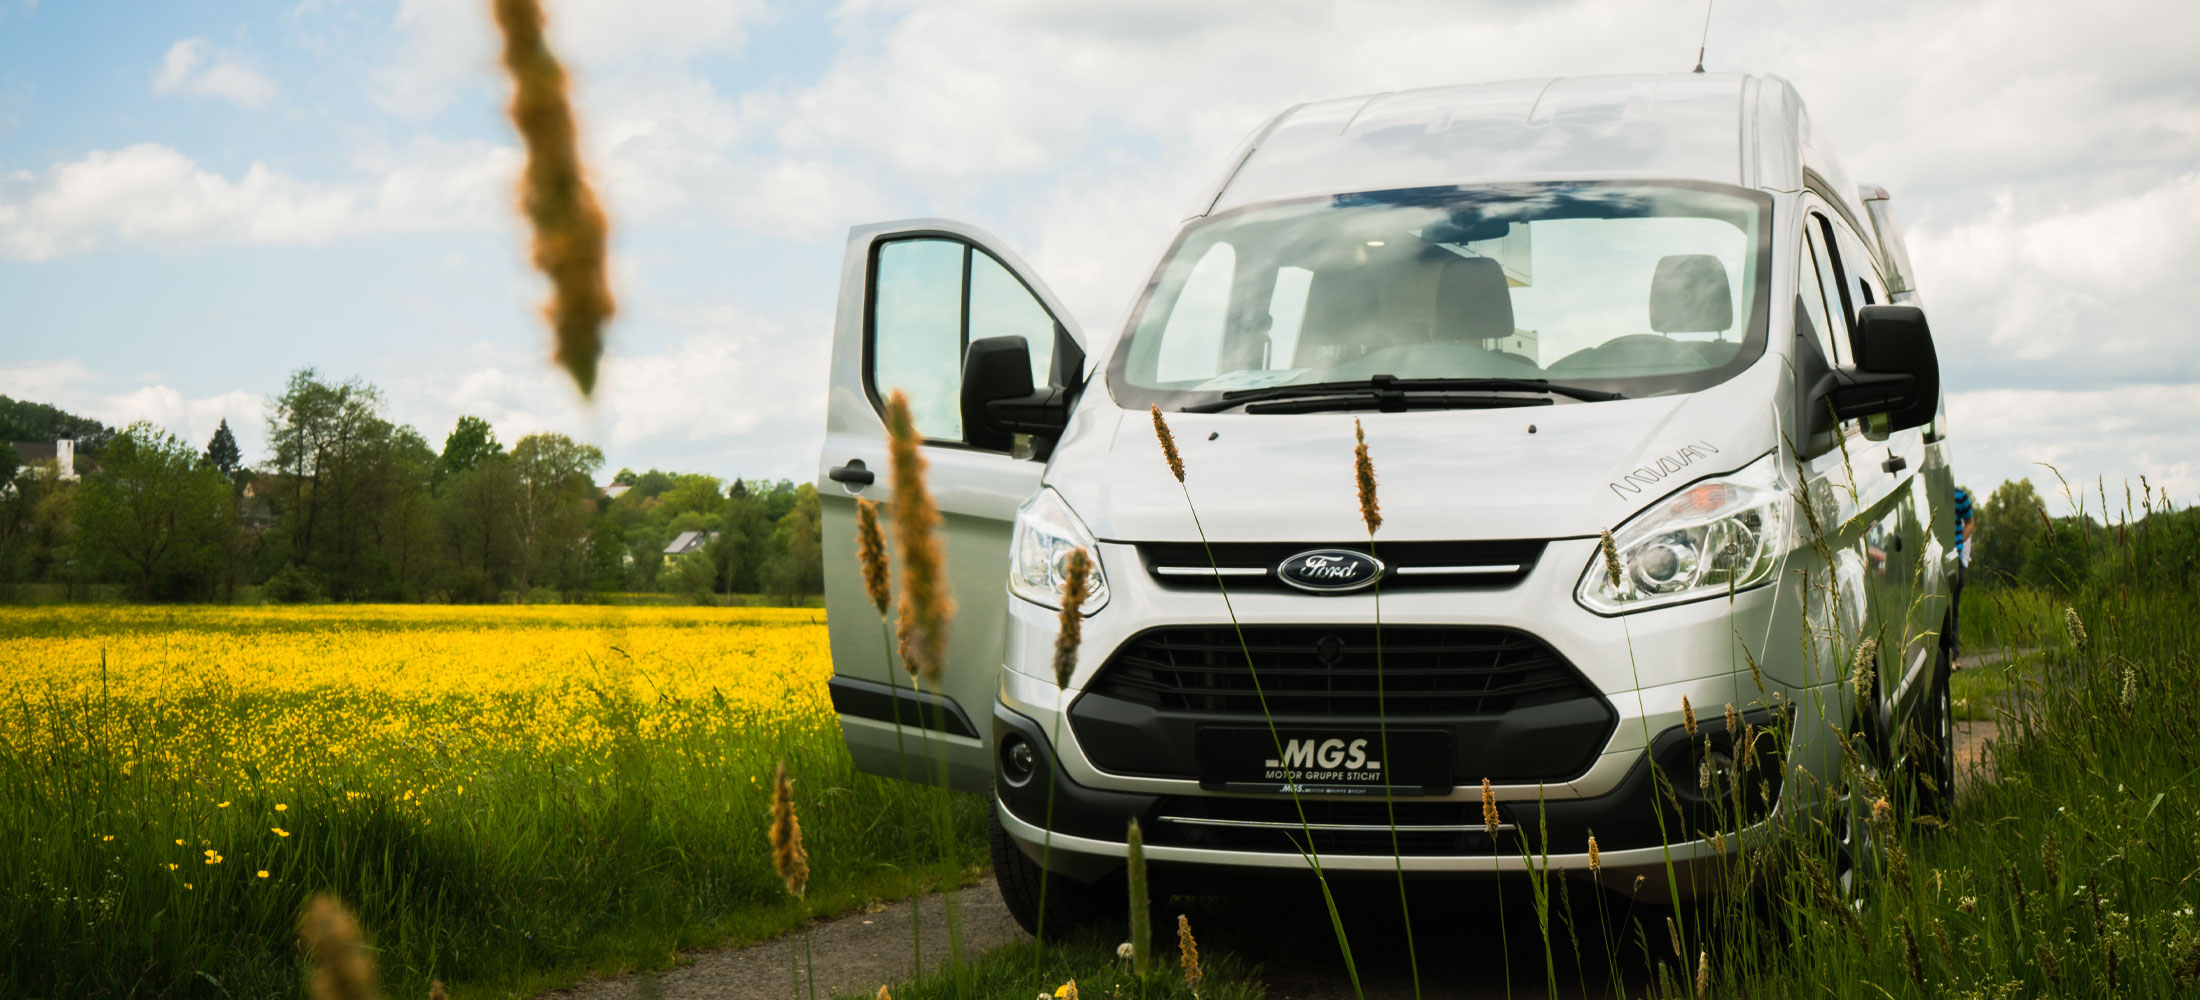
{"left": 544, "top": 720, "right": 2007, "bottom": 1000}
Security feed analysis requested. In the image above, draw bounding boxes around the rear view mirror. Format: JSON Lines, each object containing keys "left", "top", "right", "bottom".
{"left": 960, "top": 336, "right": 1073, "bottom": 454}
{"left": 1821, "top": 305, "right": 1939, "bottom": 432}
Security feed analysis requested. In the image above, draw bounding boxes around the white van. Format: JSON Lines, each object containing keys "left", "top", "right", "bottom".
{"left": 816, "top": 73, "right": 1956, "bottom": 929}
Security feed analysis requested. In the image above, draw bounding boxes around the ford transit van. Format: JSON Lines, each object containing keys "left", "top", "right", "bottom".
{"left": 815, "top": 73, "right": 1956, "bottom": 930}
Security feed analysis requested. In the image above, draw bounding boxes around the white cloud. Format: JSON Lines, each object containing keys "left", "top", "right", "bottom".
{"left": 151, "top": 38, "right": 277, "bottom": 109}
{"left": 0, "top": 141, "right": 519, "bottom": 259}
{"left": 1948, "top": 383, "right": 2200, "bottom": 507}
{"left": 386, "top": 304, "right": 833, "bottom": 481}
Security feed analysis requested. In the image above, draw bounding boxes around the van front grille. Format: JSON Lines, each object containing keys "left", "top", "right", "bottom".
{"left": 1088, "top": 624, "right": 1584, "bottom": 717}
{"left": 1138, "top": 539, "right": 1543, "bottom": 592}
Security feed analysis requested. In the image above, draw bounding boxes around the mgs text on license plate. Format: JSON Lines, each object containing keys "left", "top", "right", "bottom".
{"left": 1195, "top": 727, "right": 1454, "bottom": 795}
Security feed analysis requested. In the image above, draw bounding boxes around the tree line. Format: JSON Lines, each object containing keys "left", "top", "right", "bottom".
{"left": 0, "top": 373, "right": 822, "bottom": 604}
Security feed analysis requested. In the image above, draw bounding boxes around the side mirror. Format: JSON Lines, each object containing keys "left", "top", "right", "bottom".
{"left": 1820, "top": 305, "right": 1939, "bottom": 432}
{"left": 960, "top": 336, "right": 1072, "bottom": 453}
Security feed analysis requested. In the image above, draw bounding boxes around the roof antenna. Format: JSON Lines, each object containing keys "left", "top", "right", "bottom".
{"left": 1691, "top": 0, "right": 1714, "bottom": 73}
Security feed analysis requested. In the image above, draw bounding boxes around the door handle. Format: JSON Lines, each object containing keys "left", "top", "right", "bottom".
{"left": 1881, "top": 453, "right": 1907, "bottom": 474}
{"left": 828, "top": 460, "right": 875, "bottom": 487}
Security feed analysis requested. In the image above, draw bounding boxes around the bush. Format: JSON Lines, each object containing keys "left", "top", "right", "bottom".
{"left": 260, "top": 565, "right": 322, "bottom": 604}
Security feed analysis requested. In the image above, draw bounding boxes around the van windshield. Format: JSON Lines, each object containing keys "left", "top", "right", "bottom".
{"left": 1108, "top": 182, "right": 1771, "bottom": 410}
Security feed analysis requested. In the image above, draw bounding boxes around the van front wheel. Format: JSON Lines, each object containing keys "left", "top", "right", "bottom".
{"left": 989, "top": 808, "right": 1117, "bottom": 941}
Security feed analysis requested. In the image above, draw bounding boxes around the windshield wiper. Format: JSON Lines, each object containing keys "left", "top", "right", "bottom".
{"left": 1179, "top": 374, "right": 1623, "bottom": 413}
{"left": 1243, "top": 393, "right": 1553, "bottom": 414}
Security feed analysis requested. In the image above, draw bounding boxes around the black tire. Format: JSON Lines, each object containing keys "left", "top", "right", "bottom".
{"left": 1907, "top": 638, "right": 1957, "bottom": 820}
{"left": 988, "top": 809, "right": 1117, "bottom": 941}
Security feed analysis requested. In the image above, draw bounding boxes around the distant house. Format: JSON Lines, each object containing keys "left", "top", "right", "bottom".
{"left": 9, "top": 439, "right": 79, "bottom": 481}
{"left": 599, "top": 482, "right": 632, "bottom": 501}
{"left": 663, "top": 530, "right": 716, "bottom": 558}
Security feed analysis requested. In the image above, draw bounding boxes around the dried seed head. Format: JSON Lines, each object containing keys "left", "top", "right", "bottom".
{"left": 299, "top": 895, "right": 381, "bottom": 1000}
{"left": 1723, "top": 702, "right": 1740, "bottom": 739}
{"left": 1632, "top": 874, "right": 1646, "bottom": 895}
{"left": 1150, "top": 405, "right": 1185, "bottom": 483}
{"left": 1696, "top": 949, "right": 1710, "bottom": 998}
{"left": 2064, "top": 607, "right": 2088, "bottom": 650}
{"left": 1871, "top": 796, "right": 1893, "bottom": 828}
{"left": 769, "top": 762, "right": 809, "bottom": 899}
{"left": 855, "top": 497, "right": 891, "bottom": 616}
{"left": 1587, "top": 835, "right": 1601, "bottom": 872}
{"left": 1053, "top": 548, "right": 1092, "bottom": 690}
{"left": 877, "top": 988, "right": 891, "bottom": 1000}
{"left": 1178, "top": 914, "right": 1203, "bottom": 990}
{"left": 1682, "top": 695, "right": 1697, "bottom": 736}
{"left": 429, "top": 982, "right": 448, "bottom": 1000}
{"left": 1698, "top": 754, "right": 1713, "bottom": 790}
{"left": 1481, "top": 778, "right": 1499, "bottom": 835}
{"left": 1353, "top": 419, "right": 1381, "bottom": 535}
{"left": 1740, "top": 724, "right": 1757, "bottom": 771}
{"left": 492, "top": 0, "right": 614, "bottom": 395}
{"left": 1852, "top": 638, "right": 1879, "bottom": 698}
{"left": 2121, "top": 665, "right": 2136, "bottom": 710}
{"left": 1667, "top": 916, "right": 1683, "bottom": 958}
{"left": 1599, "top": 529, "right": 1622, "bottom": 588}
{"left": 885, "top": 391, "right": 954, "bottom": 684}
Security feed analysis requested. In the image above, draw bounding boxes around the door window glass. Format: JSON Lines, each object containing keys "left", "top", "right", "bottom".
{"left": 1806, "top": 217, "right": 1851, "bottom": 364}
{"left": 873, "top": 238, "right": 968, "bottom": 440}
{"left": 969, "top": 250, "right": 1056, "bottom": 390}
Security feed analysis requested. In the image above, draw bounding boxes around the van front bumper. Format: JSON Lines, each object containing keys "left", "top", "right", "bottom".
{"left": 992, "top": 697, "right": 1785, "bottom": 899}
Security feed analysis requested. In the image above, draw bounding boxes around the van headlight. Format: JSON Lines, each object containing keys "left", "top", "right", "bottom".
{"left": 1577, "top": 455, "right": 1787, "bottom": 614}
{"left": 1009, "top": 489, "right": 1109, "bottom": 614}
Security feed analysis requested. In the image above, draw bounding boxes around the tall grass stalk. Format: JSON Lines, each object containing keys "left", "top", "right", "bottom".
{"left": 1034, "top": 548, "right": 1093, "bottom": 975}
{"left": 1149, "top": 406, "right": 1362, "bottom": 1000}
{"left": 1352, "top": 419, "right": 1420, "bottom": 1000}
{"left": 882, "top": 390, "right": 967, "bottom": 971}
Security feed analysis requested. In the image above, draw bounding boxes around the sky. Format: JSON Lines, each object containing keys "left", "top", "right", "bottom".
{"left": 1, "top": 0, "right": 2195, "bottom": 508}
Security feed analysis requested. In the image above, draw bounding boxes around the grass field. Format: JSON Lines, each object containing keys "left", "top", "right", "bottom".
{"left": 0, "top": 604, "right": 983, "bottom": 1000}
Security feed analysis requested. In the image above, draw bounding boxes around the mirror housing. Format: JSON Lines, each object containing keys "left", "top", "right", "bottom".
{"left": 1818, "top": 305, "right": 1939, "bottom": 432}
{"left": 960, "top": 336, "right": 1073, "bottom": 454}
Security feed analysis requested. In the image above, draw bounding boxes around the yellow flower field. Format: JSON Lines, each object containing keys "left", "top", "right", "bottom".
{"left": 1, "top": 603, "right": 978, "bottom": 1000}
{"left": 2, "top": 604, "right": 836, "bottom": 793}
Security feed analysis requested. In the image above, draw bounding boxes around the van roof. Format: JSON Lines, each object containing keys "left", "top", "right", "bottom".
{"left": 1204, "top": 73, "right": 1863, "bottom": 224}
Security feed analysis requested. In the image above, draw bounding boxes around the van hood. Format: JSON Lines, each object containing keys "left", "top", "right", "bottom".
{"left": 1048, "top": 357, "right": 1783, "bottom": 543}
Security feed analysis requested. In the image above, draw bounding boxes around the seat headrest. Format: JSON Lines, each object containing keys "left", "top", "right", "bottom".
{"left": 1432, "top": 254, "right": 1514, "bottom": 342}
{"left": 1648, "top": 254, "right": 1734, "bottom": 334}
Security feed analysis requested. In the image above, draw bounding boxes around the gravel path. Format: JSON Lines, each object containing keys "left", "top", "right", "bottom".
{"left": 537, "top": 878, "right": 1027, "bottom": 1000}
{"left": 542, "top": 715, "right": 2010, "bottom": 1000}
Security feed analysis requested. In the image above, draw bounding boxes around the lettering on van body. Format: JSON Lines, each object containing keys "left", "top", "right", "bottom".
{"left": 1608, "top": 440, "right": 1723, "bottom": 501}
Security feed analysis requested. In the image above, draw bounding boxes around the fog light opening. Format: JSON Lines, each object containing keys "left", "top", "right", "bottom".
{"left": 1000, "top": 735, "right": 1037, "bottom": 787}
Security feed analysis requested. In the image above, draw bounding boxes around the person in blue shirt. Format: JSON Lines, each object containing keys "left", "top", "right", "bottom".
{"left": 1951, "top": 486, "right": 1974, "bottom": 663}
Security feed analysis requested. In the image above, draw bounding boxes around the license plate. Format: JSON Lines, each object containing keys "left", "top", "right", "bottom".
{"left": 1195, "top": 727, "right": 1453, "bottom": 794}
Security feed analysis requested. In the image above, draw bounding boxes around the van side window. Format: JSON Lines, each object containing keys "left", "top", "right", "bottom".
{"left": 869, "top": 237, "right": 1062, "bottom": 445}
{"left": 1833, "top": 223, "right": 1887, "bottom": 308}
{"left": 1803, "top": 219, "right": 1848, "bottom": 366}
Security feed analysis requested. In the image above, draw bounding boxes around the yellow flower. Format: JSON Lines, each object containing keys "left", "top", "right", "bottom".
{"left": 183, "top": 883, "right": 193, "bottom": 890}
{"left": 257, "top": 870, "right": 269, "bottom": 878}
{"left": 168, "top": 863, "right": 179, "bottom": 870}
{"left": 217, "top": 801, "right": 230, "bottom": 808}
{"left": 101, "top": 834, "right": 114, "bottom": 842}
{"left": 273, "top": 827, "right": 289, "bottom": 837}
{"left": 175, "top": 839, "right": 185, "bottom": 846}
{"left": 275, "top": 803, "right": 288, "bottom": 812}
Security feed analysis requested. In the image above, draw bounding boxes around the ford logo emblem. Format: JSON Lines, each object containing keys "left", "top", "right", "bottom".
{"left": 1277, "top": 549, "right": 1384, "bottom": 594}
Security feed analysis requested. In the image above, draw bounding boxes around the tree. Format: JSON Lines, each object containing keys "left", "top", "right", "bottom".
{"left": 0, "top": 395, "right": 113, "bottom": 457}
{"left": 508, "top": 433, "right": 604, "bottom": 592}
{"left": 438, "top": 415, "right": 505, "bottom": 487}
{"left": 763, "top": 483, "right": 823, "bottom": 603}
{"left": 439, "top": 454, "right": 519, "bottom": 601}
{"left": 0, "top": 442, "right": 17, "bottom": 487}
{"left": 75, "top": 424, "right": 236, "bottom": 600}
{"left": 1973, "top": 478, "right": 2047, "bottom": 585}
{"left": 204, "top": 419, "right": 243, "bottom": 482}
